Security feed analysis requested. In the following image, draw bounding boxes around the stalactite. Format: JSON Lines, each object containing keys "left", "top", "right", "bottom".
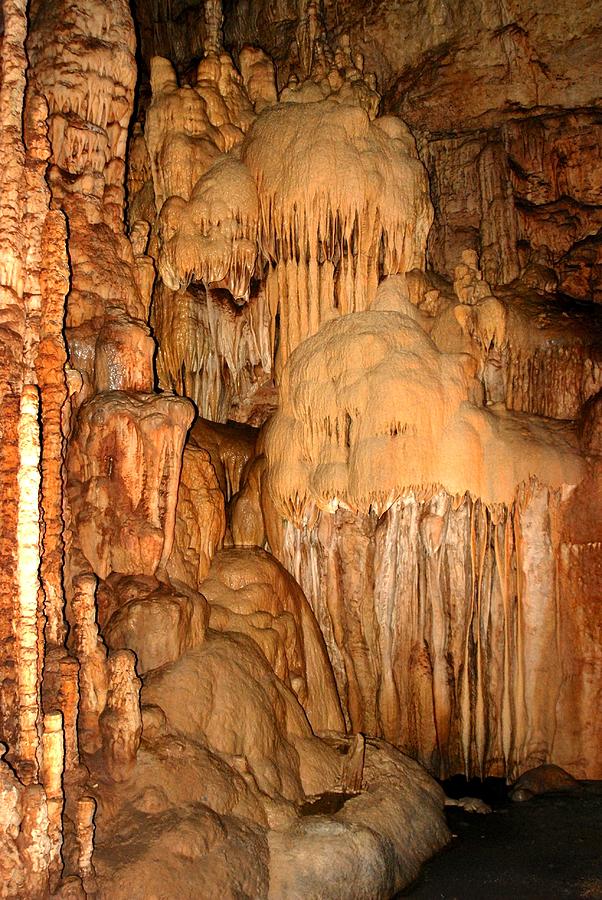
{"left": 276, "top": 480, "right": 597, "bottom": 780}
{"left": 242, "top": 102, "right": 433, "bottom": 367}
{"left": 477, "top": 142, "right": 520, "bottom": 285}
{"left": 204, "top": 0, "right": 224, "bottom": 55}
{"left": 152, "top": 280, "right": 273, "bottom": 422}
{"left": 157, "top": 155, "right": 260, "bottom": 299}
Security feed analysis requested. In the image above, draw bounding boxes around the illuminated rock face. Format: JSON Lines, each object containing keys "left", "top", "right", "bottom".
{"left": 0, "top": 0, "right": 601, "bottom": 896}
{"left": 143, "top": 53, "right": 432, "bottom": 418}
{"left": 262, "top": 305, "right": 600, "bottom": 780}
{"left": 67, "top": 391, "right": 194, "bottom": 580}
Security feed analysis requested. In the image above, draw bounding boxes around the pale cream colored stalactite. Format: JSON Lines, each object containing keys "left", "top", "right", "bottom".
{"left": 149, "top": 56, "right": 423, "bottom": 403}
{"left": 156, "top": 95, "right": 433, "bottom": 372}
{"left": 157, "top": 155, "right": 260, "bottom": 299}
{"left": 16, "top": 385, "right": 43, "bottom": 783}
{"left": 41, "top": 711, "right": 64, "bottom": 889}
{"left": 100, "top": 650, "right": 142, "bottom": 782}
{"left": 71, "top": 575, "right": 108, "bottom": 756}
{"left": 241, "top": 104, "right": 433, "bottom": 369}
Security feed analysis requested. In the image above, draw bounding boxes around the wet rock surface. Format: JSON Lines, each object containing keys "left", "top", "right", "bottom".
{"left": 399, "top": 782, "right": 602, "bottom": 899}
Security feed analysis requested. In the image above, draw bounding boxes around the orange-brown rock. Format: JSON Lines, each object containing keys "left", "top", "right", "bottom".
{"left": 2, "top": 1, "right": 601, "bottom": 895}
{"left": 189, "top": 415, "right": 258, "bottom": 499}
{"left": 104, "top": 580, "right": 209, "bottom": 674}
{"left": 99, "top": 650, "right": 142, "bottom": 782}
{"left": 201, "top": 547, "right": 344, "bottom": 734}
{"left": 166, "top": 444, "right": 226, "bottom": 589}
{"left": 67, "top": 391, "right": 194, "bottom": 579}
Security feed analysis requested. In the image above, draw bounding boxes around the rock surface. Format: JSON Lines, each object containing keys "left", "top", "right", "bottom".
{"left": 0, "top": 0, "right": 600, "bottom": 896}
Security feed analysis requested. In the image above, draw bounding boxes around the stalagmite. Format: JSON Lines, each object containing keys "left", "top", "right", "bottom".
{"left": 99, "top": 650, "right": 142, "bottom": 782}
{"left": 16, "top": 385, "right": 43, "bottom": 783}
{"left": 1, "top": 0, "right": 601, "bottom": 895}
{"left": 75, "top": 797, "right": 97, "bottom": 886}
{"left": 70, "top": 576, "right": 108, "bottom": 756}
{"left": 200, "top": 547, "right": 345, "bottom": 733}
{"left": 41, "top": 711, "right": 64, "bottom": 888}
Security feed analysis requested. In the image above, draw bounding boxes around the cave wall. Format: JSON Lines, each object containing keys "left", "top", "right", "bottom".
{"left": 0, "top": 0, "right": 600, "bottom": 896}
{"left": 225, "top": 0, "right": 602, "bottom": 299}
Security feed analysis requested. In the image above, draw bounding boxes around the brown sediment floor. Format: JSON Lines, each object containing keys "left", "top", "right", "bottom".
{"left": 398, "top": 783, "right": 602, "bottom": 899}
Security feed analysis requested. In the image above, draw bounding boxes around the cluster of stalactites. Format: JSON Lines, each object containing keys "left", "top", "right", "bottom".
{"left": 279, "top": 478, "right": 598, "bottom": 781}
{"left": 145, "top": 41, "right": 433, "bottom": 370}
{"left": 152, "top": 280, "right": 272, "bottom": 422}
{"left": 240, "top": 102, "right": 433, "bottom": 365}
{"left": 157, "top": 156, "right": 260, "bottom": 300}
{"left": 264, "top": 309, "right": 584, "bottom": 525}
{"left": 145, "top": 52, "right": 259, "bottom": 214}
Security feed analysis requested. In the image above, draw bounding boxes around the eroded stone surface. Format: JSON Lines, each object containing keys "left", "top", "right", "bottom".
{"left": 1, "top": 1, "right": 601, "bottom": 896}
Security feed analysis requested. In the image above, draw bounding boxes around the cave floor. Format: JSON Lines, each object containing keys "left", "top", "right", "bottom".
{"left": 397, "top": 784, "right": 602, "bottom": 899}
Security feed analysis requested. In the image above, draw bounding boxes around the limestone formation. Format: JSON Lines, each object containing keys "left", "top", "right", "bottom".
{"left": 0, "top": 0, "right": 600, "bottom": 897}
{"left": 99, "top": 650, "right": 142, "bottom": 782}
{"left": 67, "top": 391, "right": 194, "bottom": 579}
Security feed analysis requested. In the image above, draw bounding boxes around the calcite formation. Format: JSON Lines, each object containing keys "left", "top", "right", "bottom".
{"left": 260, "top": 303, "right": 598, "bottom": 779}
{"left": 0, "top": 0, "right": 601, "bottom": 897}
{"left": 67, "top": 391, "right": 194, "bottom": 579}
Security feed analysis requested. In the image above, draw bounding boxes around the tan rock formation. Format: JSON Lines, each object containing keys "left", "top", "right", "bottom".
{"left": 1, "top": 0, "right": 601, "bottom": 895}
{"left": 167, "top": 444, "right": 227, "bottom": 589}
{"left": 201, "top": 547, "right": 344, "bottom": 733}
{"left": 265, "top": 309, "right": 583, "bottom": 516}
{"left": 104, "top": 579, "right": 209, "bottom": 674}
{"left": 67, "top": 391, "right": 193, "bottom": 579}
{"left": 260, "top": 305, "right": 600, "bottom": 778}
{"left": 99, "top": 650, "right": 142, "bottom": 782}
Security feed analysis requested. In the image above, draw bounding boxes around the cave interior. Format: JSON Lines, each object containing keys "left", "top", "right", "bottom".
{"left": 0, "top": 0, "right": 600, "bottom": 896}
